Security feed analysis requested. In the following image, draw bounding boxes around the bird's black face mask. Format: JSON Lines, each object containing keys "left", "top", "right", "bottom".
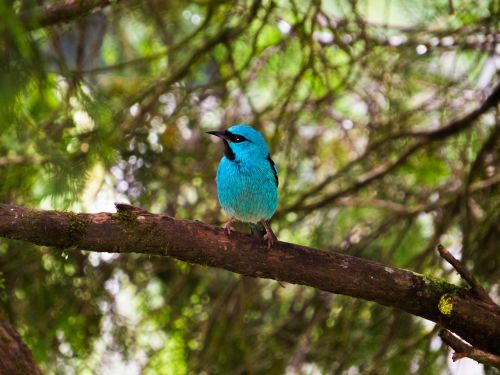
{"left": 206, "top": 130, "right": 247, "bottom": 161}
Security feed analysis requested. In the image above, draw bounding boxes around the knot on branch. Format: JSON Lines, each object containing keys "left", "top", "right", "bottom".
{"left": 115, "top": 203, "right": 150, "bottom": 216}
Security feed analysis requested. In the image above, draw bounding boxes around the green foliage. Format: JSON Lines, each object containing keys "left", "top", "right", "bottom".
{"left": 0, "top": 0, "right": 498, "bottom": 373}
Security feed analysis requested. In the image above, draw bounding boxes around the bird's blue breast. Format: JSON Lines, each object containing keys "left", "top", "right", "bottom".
{"left": 217, "top": 155, "right": 278, "bottom": 223}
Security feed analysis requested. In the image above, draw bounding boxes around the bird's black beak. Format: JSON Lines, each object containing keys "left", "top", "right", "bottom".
{"left": 207, "top": 129, "right": 236, "bottom": 160}
{"left": 206, "top": 130, "right": 229, "bottom": 141}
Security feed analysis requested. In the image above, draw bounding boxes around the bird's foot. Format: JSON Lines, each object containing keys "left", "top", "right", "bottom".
{"left": 224, "top": 219, "right": 236, "bottom": 236}
{"left": 263, "top": 231, "right": 275, "bottom": 248}
{"left": 260, "top": 220, "right": 277, "bottom": 249}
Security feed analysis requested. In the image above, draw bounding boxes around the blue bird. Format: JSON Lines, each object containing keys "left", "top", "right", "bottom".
{"left": 207, "top": 125, "right": 278, "bottom": 247}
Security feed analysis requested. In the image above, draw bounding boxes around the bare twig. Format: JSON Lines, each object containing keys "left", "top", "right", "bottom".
{"left": 284, "top": 83, "right": 500, "bottom": 216}
{"left": 440, "top": 329, "right": 500, "bottom": 369}
{"left": 20, "top": 0, "right": 119, "bottom": 30}
{"left": 0, "top": 156, "right": 43, "bottom": 167}
{"left": 437, "top": 244, "right": 498, "bottom": 309}
{"left": 448, "top": 0, "right": 455, "bottom": 14}
{"left": 392, "top": 83, "right": 500, "bottom": 140}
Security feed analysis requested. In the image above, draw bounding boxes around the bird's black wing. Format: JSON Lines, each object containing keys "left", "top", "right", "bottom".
{"left": 267, "top": 155, "right": 279, "bottom": 186}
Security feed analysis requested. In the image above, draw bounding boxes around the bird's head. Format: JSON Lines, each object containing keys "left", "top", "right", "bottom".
{"left": 207, "top": 124, "right": 270, "bottom": 161}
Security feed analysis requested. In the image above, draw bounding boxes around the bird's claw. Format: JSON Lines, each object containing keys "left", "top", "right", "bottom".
{"left": 263, "top": 232, "right": 274, "bottom": 248}
{"left": 260, "top": 220, "right": 277, "bottom": 249}
{"left": 224, "top": 220, "right": 236, "bottom": 236}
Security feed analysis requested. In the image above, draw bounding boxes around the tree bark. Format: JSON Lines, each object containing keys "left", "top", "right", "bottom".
{"left": 0, "top": 315, "right": 43, "bottom": 375}
{"left": 0, "top": 203, "right": 498, "bottom": 358}
{"left": 20, "top": 0, "right": 118, "bottom": 30}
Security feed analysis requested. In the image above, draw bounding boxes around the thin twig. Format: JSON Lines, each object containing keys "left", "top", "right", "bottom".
{"left": 439, "top": 329, "right": 500, "bottom": 369}
{"left": 437, "top": 244, "right": 498, "bottom": 309}
{"left": 0, "top": 155, "right": 43, "bottom": 167}
{"left": 20, "top": 0, "right": 119, "bottom": 30}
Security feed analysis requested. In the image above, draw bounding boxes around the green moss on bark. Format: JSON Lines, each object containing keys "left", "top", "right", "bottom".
{"left": 66, "top": 213, "right": 89, "bottom": 243}
{"left": 422, "top": 274, "right": 464, "bottom": 294}
{"left": 112, "top": 210, "right": 140, "bottom": 233}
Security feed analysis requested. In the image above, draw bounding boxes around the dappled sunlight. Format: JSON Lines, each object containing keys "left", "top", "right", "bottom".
{"left": 0, "top": 0, "right": 498, "bottom": 373}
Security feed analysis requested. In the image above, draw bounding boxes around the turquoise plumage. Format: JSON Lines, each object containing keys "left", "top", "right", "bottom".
{"left": 207, "top": 125, "right": 278, "bottom": 247}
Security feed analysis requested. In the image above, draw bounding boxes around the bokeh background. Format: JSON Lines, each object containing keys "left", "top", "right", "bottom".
{"left": 0, "top": 0, "right": 499, "bottom": 373}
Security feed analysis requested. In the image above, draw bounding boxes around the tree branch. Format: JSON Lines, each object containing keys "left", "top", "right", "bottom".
{"left": 284, "top": 82, "right": 500, "bottom": 215}
{"left": 393, "top": 83, "right": 500, "bottom": 140}
{"left": 0, "top": 155, "right": 43, "bottom": 167}
{"left": 0, "top": 316, "right": 43, "bottom": 375}
{"left": 20, "top": 0, "right": 119, "bottom": 30}
{"left": 0, "top": 203, "right": 499, "bottom": 357}
{"left": 440, "top": 329, "right": 500, "bottom": 369}
{"left": 437, "top": 244, "right": 499, "bottom": 309}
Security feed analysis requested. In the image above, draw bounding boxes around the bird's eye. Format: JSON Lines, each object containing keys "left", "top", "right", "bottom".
{"left": 225, "top": 131, "right": 247, "bottom": 143}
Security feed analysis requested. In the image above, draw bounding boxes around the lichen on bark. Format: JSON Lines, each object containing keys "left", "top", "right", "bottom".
{"left": 439, "top": 294, "right": 454, "bottom": 316}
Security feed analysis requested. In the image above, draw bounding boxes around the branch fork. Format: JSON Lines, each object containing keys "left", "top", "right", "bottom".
{"left": 436, "top": 244, "right": 500, "bottom": 368}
